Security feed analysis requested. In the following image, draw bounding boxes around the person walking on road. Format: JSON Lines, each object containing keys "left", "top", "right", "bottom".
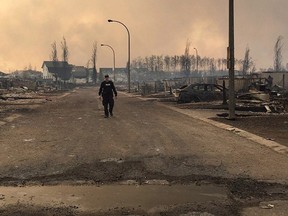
{"left": 99, "top": 75, "right": 117, "bottom": 118}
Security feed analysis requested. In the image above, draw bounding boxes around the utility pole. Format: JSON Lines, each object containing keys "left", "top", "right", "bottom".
{"left": 228, "top": 0, "right": 236, "bottom": 120}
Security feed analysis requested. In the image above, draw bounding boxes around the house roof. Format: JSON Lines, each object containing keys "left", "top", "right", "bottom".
{"left": 42, "top": 61, "right": 73, "bottom": 80}
{"left": 42, "top": 61, "right": 70, "bottom": 69}
{"left": 72, "top": 66, "right": 87, "bottom": 78}
{"left": 0, "top": 71, "right": 7, "bottom": 76}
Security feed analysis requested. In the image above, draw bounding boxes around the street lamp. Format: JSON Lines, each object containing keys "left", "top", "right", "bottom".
{"left": 194, "top": 48, "right": 199, "bottom": 75}
{"left": 101, "top": 43, "right": 116, "bottom": 82}
{"left": 108, "top": 19, "right": 131, "bottom": 92}
{"left": 228, "top": 0, "right": 236, "bottom": 120}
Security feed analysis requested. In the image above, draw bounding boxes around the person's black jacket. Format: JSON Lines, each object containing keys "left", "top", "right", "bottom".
{"left": 99, "top": 80, "right": 117, "bottom": 98}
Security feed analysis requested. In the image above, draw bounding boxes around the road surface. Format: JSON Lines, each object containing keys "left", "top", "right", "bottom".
{"left": 0, "top": 87, "right": 288, "bottom": 215}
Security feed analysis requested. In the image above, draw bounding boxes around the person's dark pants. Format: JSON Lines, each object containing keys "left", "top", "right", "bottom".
{"left": 102, "top": 96, "right": 114, "bottom": 117}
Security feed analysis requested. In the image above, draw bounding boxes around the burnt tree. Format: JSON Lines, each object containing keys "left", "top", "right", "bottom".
{"left": 91, "top": 42, "right": 98, "bottom": 84}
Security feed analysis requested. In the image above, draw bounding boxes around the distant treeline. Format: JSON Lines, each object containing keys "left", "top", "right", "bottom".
{"left": 131, "top": 55, "right": 254, "bottom": 75}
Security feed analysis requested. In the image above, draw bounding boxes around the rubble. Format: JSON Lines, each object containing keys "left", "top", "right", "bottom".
{"left": 235, "top": 99, "right": 286, "bottom": 113}
{"left": 233, "top": 79, "right": 288, "bottom": 113}
{"left": 237, "top": 91, "right": 270, "bottom": 101}
{"left": 0, "top": 80, "right": 69, "bottom": 122}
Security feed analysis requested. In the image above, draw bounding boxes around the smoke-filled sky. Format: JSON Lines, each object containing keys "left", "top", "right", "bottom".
{"left": 0, "top": 0, "right": 288, "bottom": 72}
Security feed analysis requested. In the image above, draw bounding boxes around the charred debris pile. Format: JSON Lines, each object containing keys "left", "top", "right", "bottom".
{"left": 0, "top": 78, "right": 71, "bottom": 114}
{"left": 139, "top": 77, "right": 288, "bottom": 114}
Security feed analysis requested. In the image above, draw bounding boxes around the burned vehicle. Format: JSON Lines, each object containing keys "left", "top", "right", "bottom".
{"left": 177, "top": 83, "right": 226, "bottom": 103}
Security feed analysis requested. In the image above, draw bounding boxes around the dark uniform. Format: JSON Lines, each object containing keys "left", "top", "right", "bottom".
{"left": 99, "top": 80, "right": 117, "bottom": 117}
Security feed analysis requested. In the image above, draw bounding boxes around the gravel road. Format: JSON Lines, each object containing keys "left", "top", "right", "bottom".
{"left": 0, "top": 87, "right": 288, "bottom": 215}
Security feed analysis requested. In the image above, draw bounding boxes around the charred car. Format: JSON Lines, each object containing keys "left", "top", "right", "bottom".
{"left": 176, "top": 83, "right": 226, "bottom": 103}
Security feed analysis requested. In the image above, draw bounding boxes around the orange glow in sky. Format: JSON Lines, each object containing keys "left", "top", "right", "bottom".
{"left": 0, "top": 0, "right": 287, "bottom": 72}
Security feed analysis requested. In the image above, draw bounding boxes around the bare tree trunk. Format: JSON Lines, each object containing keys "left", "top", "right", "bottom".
{"left": 50, "top": 41, "right": 58, "bottom": 61}
{"left": 242, "top": 46, "right": 254, "bottom": 76}
{"left": 51, "top": 41, "right": 59, "bottom": 88}
{"left": 86, "top": 60, "right": 90, "bottom": 83}
{"left": 183, "top": 40, "right": 191, "bottom": 77}
{"left": 274, "top": 35, "right": 284, "bottom": 72}
{"left": 91, "top": 42, "right": 98, "bottom": 84}
{"left": 61, "top": 37, "right": 69, "bottom": 62}
{"left": 164, "top": 55, "right": 170, "bottom": 72}
{"left": 61, "top": 37, "right": 69, "bottom": 88}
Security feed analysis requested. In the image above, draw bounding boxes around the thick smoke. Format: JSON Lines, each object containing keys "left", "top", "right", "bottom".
{"left": 0, "top": 0, "right": 287, "bottom": 72}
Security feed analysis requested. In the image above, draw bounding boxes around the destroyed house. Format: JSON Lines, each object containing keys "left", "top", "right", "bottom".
{"left": 0, "top": 71, "right": 7, "bottom": 78}
{"left": 72, "top": 66, "right": 87, "bottom": 78}
{"left": 42, "top": 61, "right": 73, "bottom": 81}
{"left": 99, "top": 68, "right": 126, "bottom": 76}
{"left": 261, "top": 71, "right": 288, "bottom": 89}
{"left": 99, "top": 67, "right": 127, "bottom": 82}
{"left": 71, "top": 66, "right": 88, "bottom": 83}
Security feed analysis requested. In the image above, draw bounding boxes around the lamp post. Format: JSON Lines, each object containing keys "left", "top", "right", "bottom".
{"left": 101, "top": 44, "right": 116, "bottom": 82}
{"left": 194, "top": 48, "right": 199, "bottom": 75}
{"left": 228, "top": 0, "right": 236, "bottom": 120}
{"left": 108, "top": 19, "right": 131, "bottom": 92}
